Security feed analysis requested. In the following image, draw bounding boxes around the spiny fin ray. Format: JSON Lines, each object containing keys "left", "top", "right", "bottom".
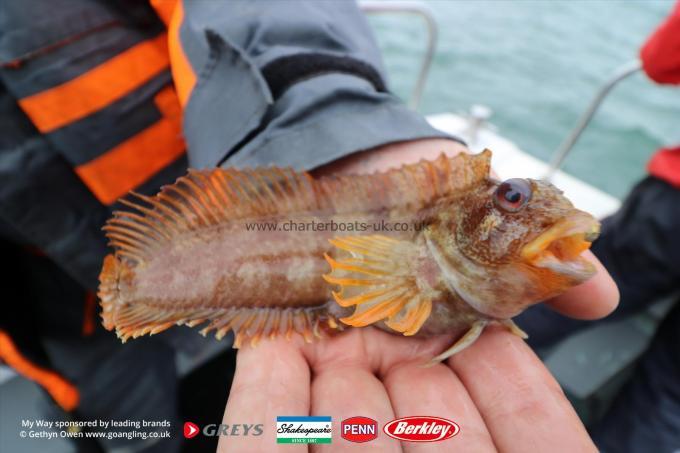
{"left": 102, "top": 296, "right": 339, "bottom": 347}
{"left": 324, "top": 234, "right": 433, "bottom": 336}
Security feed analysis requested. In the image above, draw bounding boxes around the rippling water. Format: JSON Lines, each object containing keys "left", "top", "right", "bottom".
{"left": 369, "top": 0, "right": 679, "bottom": 199}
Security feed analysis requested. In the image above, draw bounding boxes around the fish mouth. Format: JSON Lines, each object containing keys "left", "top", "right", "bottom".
{"left": 521, "top": 213, "right": 600, "bottom": 279}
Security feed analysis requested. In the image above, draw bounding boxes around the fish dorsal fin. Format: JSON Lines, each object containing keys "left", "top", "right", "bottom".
{"left": 104, "top": 166, "right": 322, "bottom": 264}
{"left": 317, "top": 149, "right": 491, "bottom": 213}
{"left": 323, "top": 235, "right": 433, "bottom": 336}
{"left": 103, "top": 150, "right": 491, "bottom": 266}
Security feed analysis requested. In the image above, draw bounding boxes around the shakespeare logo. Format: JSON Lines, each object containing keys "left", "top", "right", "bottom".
{"left": 276, "top": 416, "right": 332, "bottom": 444}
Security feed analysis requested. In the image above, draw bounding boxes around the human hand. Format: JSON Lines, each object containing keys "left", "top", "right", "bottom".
{"left": 218, "top": 139, "right": 619, "bottom": 452}
{"left": 218, "top": 256, "right": 616, "bottom": 453}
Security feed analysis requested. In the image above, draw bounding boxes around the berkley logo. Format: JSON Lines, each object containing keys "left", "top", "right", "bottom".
{"left": 383, "top": 416, "right": 459, "bottom": 442}
{"left": 341, "top": 416, "right": 378, "bottom": 443}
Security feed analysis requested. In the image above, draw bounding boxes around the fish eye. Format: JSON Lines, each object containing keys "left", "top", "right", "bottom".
{"left": 494, "top": 178, "right": 532, "bottom": 212}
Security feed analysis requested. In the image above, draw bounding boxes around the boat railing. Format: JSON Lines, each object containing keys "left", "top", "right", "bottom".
{"left": 545, "top": 60, "right": 642, "bottom": 180}
{"left": 359, "top": 1, "right": 437, "bottom": 110}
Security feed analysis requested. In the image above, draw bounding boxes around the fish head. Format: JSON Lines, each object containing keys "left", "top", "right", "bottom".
{"left": 431, "top": 177, "right": 600, "bottom": 318}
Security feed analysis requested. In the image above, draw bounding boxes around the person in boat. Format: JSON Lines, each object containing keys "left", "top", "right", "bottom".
{"left": 516, "top": 2, "right": 680, "bottom": 451}
{"left": 0, "top": 1, "right": 617, "bottom": 451}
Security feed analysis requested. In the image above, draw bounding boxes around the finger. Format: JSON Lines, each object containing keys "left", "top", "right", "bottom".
{"left": 448, "top": 327, "right": 596, "bottom": 453}
{"left": 218, "top": 337, "right": 311, "bottom": 453}
{"left": 302, "top": 329, "right": 400, "bottom": 452}
{"left": 546, "top": 250, "right": 619, "bottom": 319}
{"left": 382, "top": 360, "right": 495, "bottom": 452}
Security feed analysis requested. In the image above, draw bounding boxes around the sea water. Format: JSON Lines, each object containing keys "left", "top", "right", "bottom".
{"left": 370, "top": 0, "right": 679, "bottom": 199}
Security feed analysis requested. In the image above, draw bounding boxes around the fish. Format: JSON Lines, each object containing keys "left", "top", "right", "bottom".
{"left": 98, "top": 149, "right": 600, "bottom": 362}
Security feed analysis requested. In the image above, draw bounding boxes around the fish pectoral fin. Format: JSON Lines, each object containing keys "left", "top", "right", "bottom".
{"left": 324, "top": 235, "right": 432, "bottom": 336}
{"left": 501, "top": 319, "right": 529, "bottom": 339}
{"left": 424, "top": 320, "right": 488, "bottom": 366}
{"left": 384, "top": 297, "right": 432, "bottom": 336}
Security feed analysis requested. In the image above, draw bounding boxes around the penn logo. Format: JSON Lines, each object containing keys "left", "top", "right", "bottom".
{"left": 383, "top": 416, "right": 459, "bottom": 442}
{"left": 340, "top": 416, "right": 378, "bottom": 443}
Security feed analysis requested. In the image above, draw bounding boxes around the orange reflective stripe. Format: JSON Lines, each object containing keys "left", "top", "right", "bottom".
{"left": 154, "top": 82, "right": 182, "bottom": 120}
{"left": 150, "top": 0, "right": 177, "bottom": 26}
{"left": 18, "top": 34, "right": 169, "bottom": 133}
{"left": 0, "top": 330, "right": 79, "bottom": 411}
{"left": 75, "top": 86, "right": 185, "bottom": 205}
{"left": 168, "top": 0, "right": 196, "bottom": 106}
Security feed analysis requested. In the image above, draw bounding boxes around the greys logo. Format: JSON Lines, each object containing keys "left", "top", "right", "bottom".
{"left": 184, "top": 422, "right": 263, "bottom": 439}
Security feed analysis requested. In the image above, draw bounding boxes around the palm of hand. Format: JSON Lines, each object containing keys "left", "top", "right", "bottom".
{"left": 219, "top": 323, "right": 597, "bottom": 452}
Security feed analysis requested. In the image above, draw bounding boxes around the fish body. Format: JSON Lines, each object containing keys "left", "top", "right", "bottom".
{"left": 98, "top": 150, "right": 599, "bottom": 358}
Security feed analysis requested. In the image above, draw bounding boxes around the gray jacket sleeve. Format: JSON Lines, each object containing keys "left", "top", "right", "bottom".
{"left": 177, "top": 0, "right": 460, "bottom": 170}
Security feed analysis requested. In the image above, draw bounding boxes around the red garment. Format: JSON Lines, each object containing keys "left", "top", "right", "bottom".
{"left": 641, "top": 1, "right": 680, "bottom": 187}
{"left": 648, "top": 147, "right": 680, "bottom": 187}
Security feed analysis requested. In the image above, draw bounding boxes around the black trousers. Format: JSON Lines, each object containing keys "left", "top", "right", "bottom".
{"left": 1, "top": 239, "right": 183, "bottom": 453}
{"left": 44, "top": 329, "right": 182, "bottom": 453}
{"left": 516, "top": 176, "right": 680, "bottom": 453}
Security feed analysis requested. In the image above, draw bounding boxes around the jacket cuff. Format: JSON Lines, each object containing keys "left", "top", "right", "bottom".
{"left": 223, "top": 73, "right": 462, "bottom": 170}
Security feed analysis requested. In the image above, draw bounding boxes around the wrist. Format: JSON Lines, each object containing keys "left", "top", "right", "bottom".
{"left": 313, "top": 138, "right": 469, "bottom": 176}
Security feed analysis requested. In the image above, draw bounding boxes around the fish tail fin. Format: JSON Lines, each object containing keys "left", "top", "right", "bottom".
{"left": 98, "top": 254, "right": 132, "bottom": 332}
{"left": 323, "top": 235, "right": 433, "bottom": 336}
